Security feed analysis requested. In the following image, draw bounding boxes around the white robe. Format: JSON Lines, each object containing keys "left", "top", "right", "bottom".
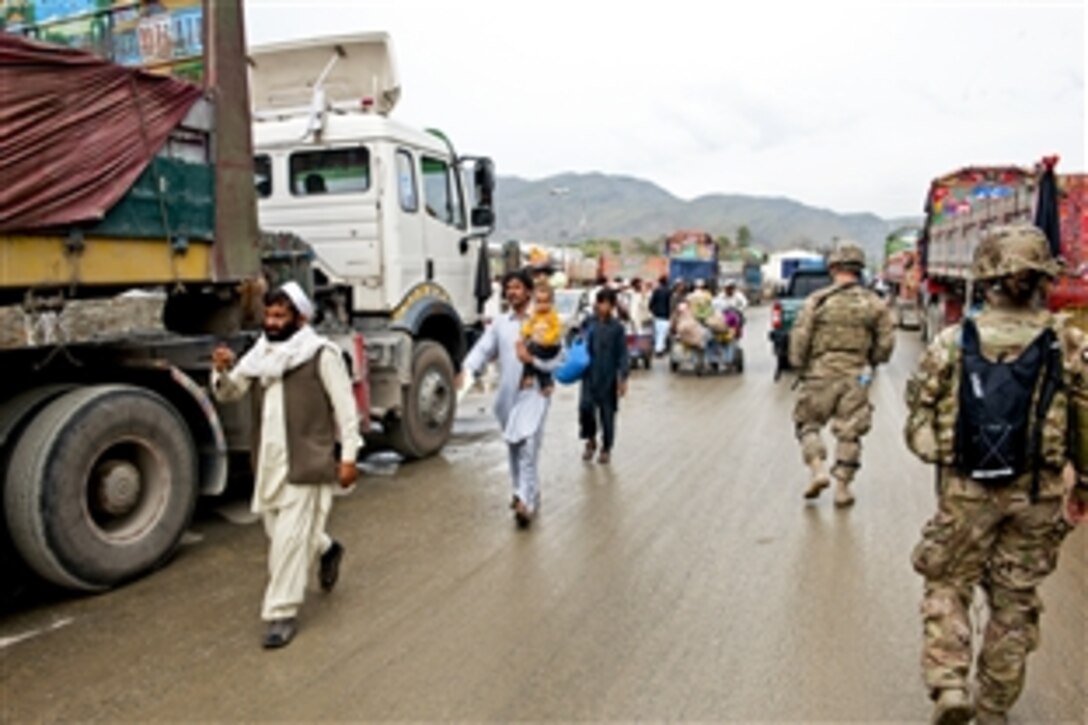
{"left": 213, "top": 342, "right": 362, "bottom": 621}
{"left": 463, "top": 310, "right": 561, "bottom": 513}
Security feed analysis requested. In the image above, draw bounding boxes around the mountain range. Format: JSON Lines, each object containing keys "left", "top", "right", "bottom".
{"left": 493, "top": 172, "right": 921, "bottom": 259}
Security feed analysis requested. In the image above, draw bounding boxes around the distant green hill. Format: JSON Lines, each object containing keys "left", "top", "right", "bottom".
{"left": 495, "top": 172, "right": 921, "bottom": 261}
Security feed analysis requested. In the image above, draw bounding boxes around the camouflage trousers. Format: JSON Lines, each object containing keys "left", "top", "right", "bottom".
{"left": 792, "top": 376, "right": 872, "bottom": 483}
{"left": 911, "top": 470, "right": 1073, "bottom": 712}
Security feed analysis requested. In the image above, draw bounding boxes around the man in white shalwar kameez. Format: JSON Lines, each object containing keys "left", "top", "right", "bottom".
{"left": 462, "top": 269, "right": 561, "bottom": 527}
{"left": 212, "top": 282, "right": 362, "bottom": 648}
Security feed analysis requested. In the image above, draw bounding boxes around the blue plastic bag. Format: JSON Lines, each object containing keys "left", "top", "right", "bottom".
{"left": 555, "top": 337, "right": 590, "bottom": 384}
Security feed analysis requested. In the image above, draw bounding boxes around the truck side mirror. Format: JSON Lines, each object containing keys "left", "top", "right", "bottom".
{"left": 471, "top": 207, "right": 495, "bottom": 229}
{"left": 473, "top": 158, "right": 496, "bottom": 209}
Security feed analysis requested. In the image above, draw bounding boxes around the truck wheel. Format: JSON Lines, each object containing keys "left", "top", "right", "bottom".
{"left": 4, "top": 386, "right": 198, "bottom": 591}
{"left": 387, "top": 341, "right": 456, "bottom": 460}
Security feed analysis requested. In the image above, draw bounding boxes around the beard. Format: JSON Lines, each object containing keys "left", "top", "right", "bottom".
{"left": 264, "top": 322, "right": 300, "bottom": 342}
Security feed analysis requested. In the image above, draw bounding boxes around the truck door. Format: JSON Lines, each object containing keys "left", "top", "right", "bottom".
{"left": 420, "top": 155, "right": 474, "bottom": 317}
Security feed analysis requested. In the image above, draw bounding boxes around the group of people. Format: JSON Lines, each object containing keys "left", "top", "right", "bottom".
{"left": 788, "top": 229, "right": 1088, "bottom": 725}
{"left": 462, "top": 269, "right": 631, "bottom": 526}
{"left": 648, "top": 277, "right": 749, "bottom": 357}
{"left": 208, "top": 224, "right": 1088, "bottom": 725}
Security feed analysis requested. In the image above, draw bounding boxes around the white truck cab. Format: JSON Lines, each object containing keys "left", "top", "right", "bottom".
{"left": 249, "top": 34, "right": 497, "bottom": 458}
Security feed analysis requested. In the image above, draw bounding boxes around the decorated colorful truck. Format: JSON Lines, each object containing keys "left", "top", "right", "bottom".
{"left": 917, "top": 158, "right": 1088, "bottom": 341}
{"left": 666, "top": 230, "right": 718, "bottom": 286}
{"left": 882, "top": 226, "right": 922, "bottom": 329}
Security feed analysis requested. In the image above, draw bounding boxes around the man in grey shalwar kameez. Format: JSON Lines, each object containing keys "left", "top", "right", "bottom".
{"left": 462, "top": 270, "right": 561, "bottom": 527}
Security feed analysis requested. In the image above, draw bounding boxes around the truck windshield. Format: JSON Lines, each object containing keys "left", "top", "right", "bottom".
{"left": 422, "top": 156, "right": 465, "bottom": 229}
{"left": 789, "top": 274, "right": 832, "bottom": 298}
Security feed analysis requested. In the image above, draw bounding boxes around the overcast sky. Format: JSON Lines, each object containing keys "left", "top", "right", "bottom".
{"left": 245, "top": 0, "right": 1085, "bottom": 218}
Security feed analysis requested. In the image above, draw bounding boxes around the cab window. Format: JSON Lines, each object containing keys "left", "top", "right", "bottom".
{"left": 422, "top": 156, "right": 465, "bottom": 229}
{"left": 396, "top": 150, "right": 418, "bottom": 212}
{"left": 254, "top": 155, "right": 272, "bottom": 199}
{"left": 290, "top": 147, "right": 370, "bottom": 196}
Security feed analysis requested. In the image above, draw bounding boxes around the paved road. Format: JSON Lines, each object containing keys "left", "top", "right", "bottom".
{"left": 1, "top": 308, "right": 1084, "bottom": 722}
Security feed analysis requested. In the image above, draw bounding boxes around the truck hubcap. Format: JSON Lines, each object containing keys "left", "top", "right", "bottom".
{"left": 87, "top": 440, "right": 170, "bottom": 541}
{"left": 95, "top": 460, "right": 142, "bottom": 516}
{"left": 418, "top": 369, "right": 451, "bottom": 429}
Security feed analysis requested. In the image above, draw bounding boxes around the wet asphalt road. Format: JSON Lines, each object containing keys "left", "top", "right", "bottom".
{"left": 1, "top": 308, "right": 1084, "bottom": 722}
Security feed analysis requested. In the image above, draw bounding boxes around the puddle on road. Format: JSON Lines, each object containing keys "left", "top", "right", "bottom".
{"left": 359, "top": 451, "right": 402, "bottom": 477}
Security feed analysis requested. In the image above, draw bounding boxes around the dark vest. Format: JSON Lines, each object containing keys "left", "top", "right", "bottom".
{"left": 252, "top": 349, "right": 339, "bottom": 484}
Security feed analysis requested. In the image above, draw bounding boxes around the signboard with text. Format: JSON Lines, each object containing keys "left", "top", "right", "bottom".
{"left": 1, "top": 0, "right": 204, "bottom": 82}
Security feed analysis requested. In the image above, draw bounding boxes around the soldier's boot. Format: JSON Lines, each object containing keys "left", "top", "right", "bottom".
{"left": 974, "top": 708, "right": 1008, "bottom": 725}
{"left": 803, "top": 461, "right": 830, "bottom": 500}
{"left": 834, "top": 477, "right": 856, "bottom": 508}
{"left": 930, "top": 688, "right": 974, "bottom": 725}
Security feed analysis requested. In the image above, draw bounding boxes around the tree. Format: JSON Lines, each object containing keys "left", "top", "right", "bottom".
{"left": 713, "top": 235, "right": 733, "bottom": 253}
{"left": 736, "top": 225, "right": 752, "bottom": 249}
{"left": 630, "top": 237, "right": 661, "bottom": 257}
{"left": 577, "top": 238, "right": 623, "bottom": 259}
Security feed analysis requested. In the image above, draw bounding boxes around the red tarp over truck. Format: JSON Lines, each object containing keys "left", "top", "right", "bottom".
{"left": 0, "top": 32, "right": 202, "bottom": 232}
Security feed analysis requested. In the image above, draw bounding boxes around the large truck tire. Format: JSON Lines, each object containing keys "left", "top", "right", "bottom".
{"left": 4, "top": 385, "right": 198, "bottom": 591}
{"left": 386, "top": 341, "right": 456, "bottom": 460}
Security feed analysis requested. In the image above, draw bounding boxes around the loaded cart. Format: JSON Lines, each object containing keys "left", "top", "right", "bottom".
{"left": 670, "top": 307, "right": 745, "bottom": 376}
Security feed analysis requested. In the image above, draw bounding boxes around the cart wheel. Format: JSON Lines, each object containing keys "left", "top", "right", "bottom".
{"left": 736, "top": 348, "right": 745, "bottom": 373}
{"left": 669, "top": 360, "right": 679, "bottom": 373}
{"left": 645, "top": 354, "right": 653, "bottom": 370}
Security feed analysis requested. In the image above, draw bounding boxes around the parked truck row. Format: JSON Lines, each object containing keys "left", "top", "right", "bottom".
{"left": 1, "top": 3, "right": 497, "bottom": 593}
{"left": 880, "top": 226, "right": 922, "bottom": 330}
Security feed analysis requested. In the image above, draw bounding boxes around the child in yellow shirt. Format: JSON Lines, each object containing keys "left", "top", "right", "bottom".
{"left": 522, "top": 284, "right": 562, "bottom": 390}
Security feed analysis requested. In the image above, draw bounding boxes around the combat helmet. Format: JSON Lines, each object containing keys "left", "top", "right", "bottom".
{"left": 828, "top": 243, "right": 866, "bottom": 270}
{"left": 972, "top": 224, "right": 1061, "bottom": 280}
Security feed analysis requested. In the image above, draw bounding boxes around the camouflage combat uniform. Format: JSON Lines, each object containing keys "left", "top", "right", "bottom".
{"left": 789, "top": 248, "right": 895, "bottom": 499}
{"left": 904, "top": 224, "right": 1088, "bottom": 720}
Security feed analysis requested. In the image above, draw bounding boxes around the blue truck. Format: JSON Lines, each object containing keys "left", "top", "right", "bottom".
{"left": 666, "top": 230, "right": 718, "bottom": 286}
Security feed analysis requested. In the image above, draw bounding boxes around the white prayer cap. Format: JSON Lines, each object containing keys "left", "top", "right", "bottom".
{"left": 278, "top": 281, "right": 315, "bottom": 319}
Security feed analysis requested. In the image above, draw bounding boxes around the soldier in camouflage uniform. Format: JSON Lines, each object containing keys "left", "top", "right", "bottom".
{"left": 905, "top": 224, "right": 1088, "bottom": 725}
{"left": 789, "top": 243, "right": 895, "bottom": 507}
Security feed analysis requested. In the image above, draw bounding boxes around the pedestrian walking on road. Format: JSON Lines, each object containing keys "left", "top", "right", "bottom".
{"left": 461, "top": 270, "right": 562, "bottom": 527}
{"left": 904, "top": 224, "right": 1088, "bottom": 725}
{"left": 211, "top": 282, "right": 361, "bottom": 649}
{"left": 580, "top": 288, "right": 630, "bottom": 464}
{"left": 649, "top": 274, "right": 672, "bottom": 355}
{"left": 625, "top": 278, "right": 652, "bottom": 334}
{"left": 789, "top": 243, "right": 894, "bottom": 507}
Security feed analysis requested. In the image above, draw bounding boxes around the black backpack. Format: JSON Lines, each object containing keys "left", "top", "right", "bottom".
{"left": 954, "top": 317, "right": 1062, "bottom": 499}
